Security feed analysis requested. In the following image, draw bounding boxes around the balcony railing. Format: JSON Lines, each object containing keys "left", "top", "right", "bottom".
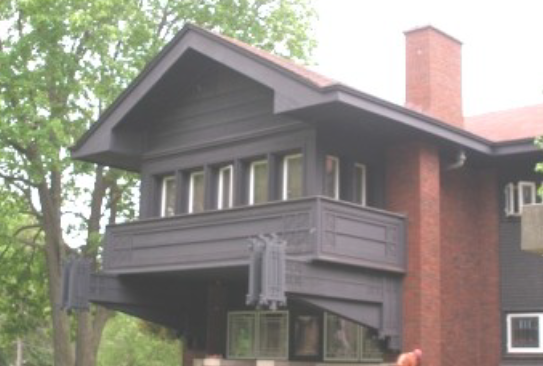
{"left": 103, "top": 197, "right": 406, "bottom": 274}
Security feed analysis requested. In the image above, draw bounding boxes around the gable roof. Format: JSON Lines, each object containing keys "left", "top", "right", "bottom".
{"left": 465, "top": 103, "right": 543, "bottom": 142}
{"left": 72, "top": 23, "right": 541, "bottom": 167}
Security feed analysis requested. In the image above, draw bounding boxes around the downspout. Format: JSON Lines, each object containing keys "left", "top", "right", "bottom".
{"left": 445, "top": 149, "right": 467, "bottom": 171}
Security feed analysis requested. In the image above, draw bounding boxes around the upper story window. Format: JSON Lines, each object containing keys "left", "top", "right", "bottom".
{"left": 249, "top": 159, "right": 268, "bottom": 205}
{"left": 324, "top": 155, "right": 340, "bottom": 199}
{"left": 353, "top": 163, "right": 367, "bottom": 206}
{"left": 217, "top": 165, "right": 234, "bottom": 209}
{"left": 282, "top": 154, "right": 303, "bottom": 200}
{"left": 160, "top": 175, "right": 176, "bottom": 217}
{"left": 504, "top": 181, "right": 542, "bottom": 217}
{"left": 189, "top": 170, "right": 205, "bottom": 213}
{"left": 506, "top": 313, "right": 543, "bottom": 354}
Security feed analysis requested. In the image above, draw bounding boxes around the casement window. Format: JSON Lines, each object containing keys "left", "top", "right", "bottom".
{"left": 282, "top": 154, "right": 303, "bottom": 200}
{"left": 227, "top": 311, "right": 289, "bottom": 359}
{"left": 324, "top": 155, "right": 340, "bottom": 199}
{"left": 504, "top": 181, "right": 541, "bottom": 216}
{"left": 188, "top": 170, "right": 205, "bottom": 213}
{"left": 506, "top": 313, "right": 543, "bottom": 353}
{"left": 353, "top": 163, "right": 367, "bottom": 206}
{"left": 217, "top": 165, "right": 234, "bottom": 209}
{"left": 160, "top": 175, "right": 176, "bottom": 217}
{"left": 249, "top": 160, "right": 269, "bottom": 205}
{"left": 324, "top": 313, "right": 383, "bottom": 362}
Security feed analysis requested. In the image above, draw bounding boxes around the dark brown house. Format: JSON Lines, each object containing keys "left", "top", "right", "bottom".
{"left": 68, "top": 24, "right": 543, "bottom": 366}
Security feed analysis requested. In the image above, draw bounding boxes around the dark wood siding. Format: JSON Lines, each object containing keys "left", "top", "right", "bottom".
{"left": 499, "top": 162, "right": 543, "bottom": 363}
{"left": 138, "top": 65, "right": 315, "bottom": 219}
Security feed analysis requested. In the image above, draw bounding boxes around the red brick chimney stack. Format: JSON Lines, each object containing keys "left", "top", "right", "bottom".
{"left": 405, "top": 26, "right": 464, "bottom": 128}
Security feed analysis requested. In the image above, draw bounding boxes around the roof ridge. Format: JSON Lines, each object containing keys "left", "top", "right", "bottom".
{"left": 466, "top": 102, "right": 543, "bottom": 119}
{"left": 188, "top": 23, "right": 338, "bottom": 88}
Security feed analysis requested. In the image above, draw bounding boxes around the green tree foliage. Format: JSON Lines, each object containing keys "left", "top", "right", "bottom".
{"left": 97, "top": 314, "right": 180, "bottom": 366}
{"left": 0, "top": 1, "right": 316, "bottom": 365}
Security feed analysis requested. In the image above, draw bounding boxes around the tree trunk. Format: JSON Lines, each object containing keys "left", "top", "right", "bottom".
{"left": 15, "top": 338, "right": 23, "bottom": 366}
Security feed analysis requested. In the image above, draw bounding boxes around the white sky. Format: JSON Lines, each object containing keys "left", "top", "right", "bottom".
{"left": 312, "top": 0, "right": 543, "bottom": 116}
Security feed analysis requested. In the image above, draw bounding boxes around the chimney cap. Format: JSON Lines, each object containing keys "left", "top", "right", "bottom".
{"left": 404, "top": 25, "right": 463, "bottom": 45}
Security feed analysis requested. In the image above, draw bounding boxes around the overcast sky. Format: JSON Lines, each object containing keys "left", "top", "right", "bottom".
{"left": 312, "top": 0, "right": 543, "bottom": 116}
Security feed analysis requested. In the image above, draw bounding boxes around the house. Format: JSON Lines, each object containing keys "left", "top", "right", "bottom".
{"left": 68, "top": 24, "right": 543, "bottom": 366}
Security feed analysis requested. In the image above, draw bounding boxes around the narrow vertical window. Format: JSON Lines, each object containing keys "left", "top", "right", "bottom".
{"left": 160, "top": 175, "right": 176, "bottom": 217}
{"left": 324, "top": 313, "right": 359, "bottom": 361}
{"left": 228, "top": 312, "right": 257, "bottom": 359}
{"left": 189, "top": 170, "right": 205, "bottom": 213}
{"left": 282, "top": 154, "right": 303, "bottom": 200}
{"left": 249, "top": 160, "right": 268, "bottom": 205}
{"left": 218, "top": 165, "right": 233, "bottom": 209}
{"left": 258, "top": 312, "right": 289, "bottom": 359}
{"left": 504, "top": 183, "right": 515, "bottom": 216}
{"left": 353, "top": 164, "right": 367, "bottom": 206}
{"left": 518, "top": 181, "right": 536, "bottom": 212}
{"left": 324, "top": 155, "right": 340, "bottom": 199}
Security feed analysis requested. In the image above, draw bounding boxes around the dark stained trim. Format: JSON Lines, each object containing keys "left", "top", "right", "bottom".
{"left": 71, "top": 23, "right": 541, "bottom": 162}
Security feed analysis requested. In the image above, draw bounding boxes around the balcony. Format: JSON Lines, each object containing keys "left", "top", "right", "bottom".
{"left": 103, "top": 196, "right": 406, "bottom": 275}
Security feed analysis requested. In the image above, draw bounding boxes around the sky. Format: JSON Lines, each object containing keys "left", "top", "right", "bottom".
{"left": 312, "top": 0, "right": 543, "bottom": 116}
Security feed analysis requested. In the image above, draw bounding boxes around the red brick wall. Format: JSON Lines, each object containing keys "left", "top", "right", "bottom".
{"left": 440, "top": 168, "right": 500, "bottom": 366}
{"left": 405, "top": 26, "right": 463, "bottom": 128}
{"left": 387, "top": 144, "right": 500, "bottom": 366}
{"left": 386, "top": 141, "right": 442, "bottom": 365}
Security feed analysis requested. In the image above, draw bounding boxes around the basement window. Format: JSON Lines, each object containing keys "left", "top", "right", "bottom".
{"left": 160, "top": 175, "right": 176, "bottom": 217}
{"left": 507, "top": 313, "right": 543, "bottom": 353}
{"left": 324, "top": 313, "right": 383, "bottom": 362}
{"left": 227, "top": 311, "right": 289, "bottom": 359}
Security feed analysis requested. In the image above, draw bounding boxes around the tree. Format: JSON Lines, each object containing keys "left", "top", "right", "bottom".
{"left": 0, "top": 1, "right": 317, "bottom": 366}
{"left": 97, "top": 315, "right": 180, "bottom": 366}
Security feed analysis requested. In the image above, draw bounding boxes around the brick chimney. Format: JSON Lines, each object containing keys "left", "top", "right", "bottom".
{"left": 405, "top": 26, "right": 464, "bottom": 128}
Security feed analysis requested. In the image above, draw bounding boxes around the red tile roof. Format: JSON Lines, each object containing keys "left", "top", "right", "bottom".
{"left": 211, "top": 31, "right": 338, "bottom": 88}
{"left": 465, "top": 104, "right": 543, "bottom": 142}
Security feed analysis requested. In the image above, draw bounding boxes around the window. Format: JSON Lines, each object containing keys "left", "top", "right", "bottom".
{"left": 323, "top": 313, "right": 383, "bottom": 362}
{"left": 283, "top": 154, "right": 303, "bottom": 200}
{"left": 160, "top": 175, "right": 176, "bottom": 217}
{"left": 324, "top": 156, "right": 340, "bottom": 199}
{"left": 519, "top": 182, "right": 537, "bottom": 211}
{"left": 227, "top": 311, "right": 289, "bottom": 360}
{"left": 507, "top": 313, "right": 543, "bottom": 353}
{"left": 218, "top": 165, "right": 233, "bottom": 209}
{"left": 293, "top": 314, "right": 320, "bottom": 357}
{"left": 353, "top": 163, "right": 367, "bottom": 206}
{"left": 504, "top": 181, "right": 541, "bottom": 216}
{"left": 249, "top": 160, "right": 268, "bottom": 205}
{"left": 188, "top": 170, "right": 205, "bottom": 213}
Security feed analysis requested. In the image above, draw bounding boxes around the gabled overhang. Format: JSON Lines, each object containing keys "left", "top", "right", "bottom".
{"left": 71, "top": 24, "right": 541, "bottom": 171}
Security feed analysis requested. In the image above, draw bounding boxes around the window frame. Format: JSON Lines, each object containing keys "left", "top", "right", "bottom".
{"left": 518, "top": 181, "right": 537, "bottom": 213}
{"left": 160, "top": 175, "right": 176, "bottom": 217}
{"left": 249, "top": 159, "right": 269, "bottom": 205}
{"left": 227, "top": 310, "right": 289, "bottom": 360}
{"left": 282, "top": 153, "right": 303, "bottom": 200}
{"left": 353, "top": 163, "right": 367, "bottom": 206}
{"left": 506, "top": 313, "right": 543, "bottom": 354}
{"left": 188, "top": 170, "right": 205, "bottom": 214}
{"left": 217, "top": 165, "right": 234, "bottom": 210}
{"left": 324, "top": 155, "right": 340, "bottom": 200}
{"left": 322, "top": 313, "right": 383, "bottom": 362}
